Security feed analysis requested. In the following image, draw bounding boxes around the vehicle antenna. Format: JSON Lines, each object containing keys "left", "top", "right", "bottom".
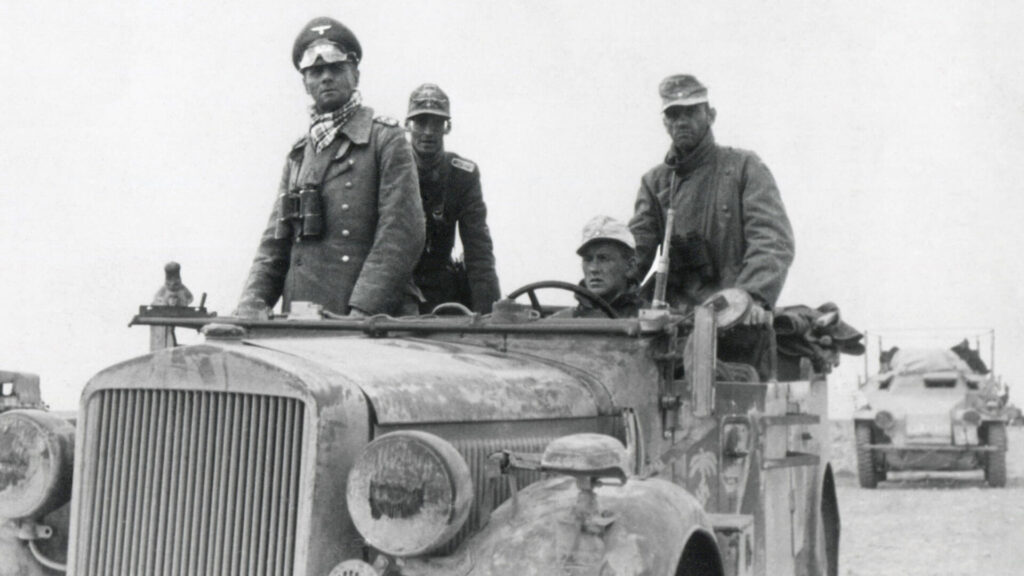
{"left": 651, "top": 208, "right": 675, "bottom": 309}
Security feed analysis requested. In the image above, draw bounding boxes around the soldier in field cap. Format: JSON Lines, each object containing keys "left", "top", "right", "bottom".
{"left": 629, "top": 74, "right": 794, "bottom": 320}
{"left": 551, "top": 216, "right": 644, "bottom": 319}
{"left": 238, "top": 17, "right": 425, "bottom": 318}
{"left": 406, "top": 83, "right": 501, "bottom": 314}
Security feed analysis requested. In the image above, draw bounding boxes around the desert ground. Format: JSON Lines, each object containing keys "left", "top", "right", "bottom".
{"left": 829, "top": 422, "right": 1024, "bottom": 576}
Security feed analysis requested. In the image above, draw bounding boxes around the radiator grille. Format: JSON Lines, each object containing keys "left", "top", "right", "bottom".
{"left": 440, "top": 436, "right": 549, "bottom": 554}
{"left": 74, "top": 389, "right": 305, "bottom": 576}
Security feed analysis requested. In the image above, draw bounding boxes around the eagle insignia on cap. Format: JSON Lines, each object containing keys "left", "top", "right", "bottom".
{"left": 311, "top": 24, "right": 332, "bottom": 35}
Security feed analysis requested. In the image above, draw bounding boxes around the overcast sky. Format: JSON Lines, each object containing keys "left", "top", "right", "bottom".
{"left": 2, "top": 0, "right": 1023, "bottom": 410}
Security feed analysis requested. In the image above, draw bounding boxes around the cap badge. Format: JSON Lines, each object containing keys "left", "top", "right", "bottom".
{"left": 311, "top": 24, "right": 332, "bottom": 35}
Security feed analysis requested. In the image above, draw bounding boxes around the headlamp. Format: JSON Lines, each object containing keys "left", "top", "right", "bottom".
{"left": 347, "top": 431, "right": 472, "bottom": 557}
{"left": 298, "top": 40, "right": 353, "bottom": 70}
{"left": 958, "top": 409, "right": 982, "bottom": 426}
{"left": 874, "top": 410, "right": 896, "bottom": 430}
{"left": 0, "top": 410, "right": 74, "bottom": 519}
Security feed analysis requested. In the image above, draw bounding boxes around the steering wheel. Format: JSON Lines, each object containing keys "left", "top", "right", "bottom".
{"left": 505, "top": 280, "right": 619, "bottom": 319}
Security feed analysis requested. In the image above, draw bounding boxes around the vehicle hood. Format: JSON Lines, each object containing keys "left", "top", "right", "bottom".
{"left": 243, "top": 335, "right": 605, "bottom": 425}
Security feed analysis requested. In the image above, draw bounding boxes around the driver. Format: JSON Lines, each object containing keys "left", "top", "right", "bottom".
{"left": 551, "top": 216, "right": 644, "bottom": 319}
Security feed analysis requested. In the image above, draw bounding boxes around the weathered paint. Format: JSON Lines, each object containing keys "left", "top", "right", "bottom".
{"left": 540, "top": 433, "right": 630, "bottom": 480}
{"left": 246, "top": 336, "right": 606, "bottom": 424}
{"left": 39, "top": 305, "right": 839, "bottom": 576}
{"left": 399, "top": 475, "right": 715, "bottom": 576}
{"left": 69, "top": 342, "right": 372, "bottom": 576}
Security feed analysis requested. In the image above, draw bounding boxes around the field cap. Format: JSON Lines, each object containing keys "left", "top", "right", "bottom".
{"left": 293, "top": 17, "right": 362, "bottom": 70}
{"left": 659, "top": 74, "right": 708, "bottom": 111}
{"left": 577, "top": 216, "right": 636, "bottom": 255}
{"left": 407, "top": 83, "right": 451, "bottom": 119}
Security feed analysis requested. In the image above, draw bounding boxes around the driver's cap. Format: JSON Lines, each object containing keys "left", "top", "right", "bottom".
{"left": 577, "top": 215, "right": 636, "bottom": 255}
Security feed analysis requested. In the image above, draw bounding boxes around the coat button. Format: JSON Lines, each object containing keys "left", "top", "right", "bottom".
{"left": 342, "top": 255, "right": 350, "bottom": 262}
{"left": 342, "top": 229, "right": 350, "bottom": 237}
{"left": 342, "top": 203, "right": 350, "bottom": 210}
{"left": 348, "top": 159, "right": 355, "bottom": 166}
{"left": 345, "top": 182, "right": 353, "bottom": 188}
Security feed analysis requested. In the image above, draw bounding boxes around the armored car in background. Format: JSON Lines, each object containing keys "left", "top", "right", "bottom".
{"left": 854, "top": 341, "right": 1010, "bottom": 488}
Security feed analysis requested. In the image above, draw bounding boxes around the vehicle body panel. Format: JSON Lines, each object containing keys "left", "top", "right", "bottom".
{"left": 3, "top": 306, "right": 841, "bottom": 576}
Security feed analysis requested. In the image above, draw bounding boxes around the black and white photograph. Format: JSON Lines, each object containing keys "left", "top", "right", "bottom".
{"left": 1, "top": 1, "right": 1022, "bottom": 575}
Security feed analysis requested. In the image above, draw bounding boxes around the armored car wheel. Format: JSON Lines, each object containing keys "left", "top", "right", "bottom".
{"left": 983, "top": 423, "right": 1007, "bottom": 488}
{"left": 506, "top": 280, "right": 619, "bottom": 318}
{"left": 854, "top": 422, "right": 880, "bottom": 489}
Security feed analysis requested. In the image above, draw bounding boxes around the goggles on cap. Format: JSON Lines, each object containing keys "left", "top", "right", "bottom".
{"left": 409, "top": 97, "right": 449, "bottom": 114}
{"left": 299, "top": 41, "right": 354, "bottom": 70}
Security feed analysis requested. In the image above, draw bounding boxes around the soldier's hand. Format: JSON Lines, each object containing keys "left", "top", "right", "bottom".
{"left": 348, "top": 307, "right": 369, "bottom": 318}
{"left": 235, "top": 298, "right": 270, "bottom": 320}
{"left": 744, "top": 304, "right": 771, "bottom": 326}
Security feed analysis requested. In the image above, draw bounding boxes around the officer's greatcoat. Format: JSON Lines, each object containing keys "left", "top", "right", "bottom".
{"left": 630, "top": 131, "right": 794, "bottom": 308}
{"left": 241, "top": 106, "right": 425, "bottom": 315}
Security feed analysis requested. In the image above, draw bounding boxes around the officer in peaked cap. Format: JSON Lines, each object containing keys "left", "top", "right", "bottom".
{"left": 238, "top": 17, "right": 425, "bottom": 318}
{"left": 550, "top": 216, "right": 643, "bottom": 319}
{"left": 406, "top": 83, "right": 501, "bottom": 315}
{"left": 291, "top": 17, "right": 362, "bottom": 71}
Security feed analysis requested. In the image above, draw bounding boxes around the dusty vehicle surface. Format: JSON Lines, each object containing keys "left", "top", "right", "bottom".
{"left": 0, "top": 276, "right": 858, "bottom": 576}
{"left": 853, "top": 342, "right": 1010, "bottom": 489}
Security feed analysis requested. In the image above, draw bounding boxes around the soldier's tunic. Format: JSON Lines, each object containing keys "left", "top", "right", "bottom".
{"left": 549, "top": 283, "right": 644, "bottom": 319}
{"left": 241, "top": 106, "right": 425, "bottom": 315}
{"left": 413, "top": 151, "right": 501, "bottom": 314}
{"left": 629, "top": 131, "right": 794, "bottom": 308}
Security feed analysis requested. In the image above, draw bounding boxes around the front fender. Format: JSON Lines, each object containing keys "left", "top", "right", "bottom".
{"left": 402, "top": 475, "right": 717, "bottom": 576}
{"left": 0, "top": 505, "right": 69, "bottom": 576}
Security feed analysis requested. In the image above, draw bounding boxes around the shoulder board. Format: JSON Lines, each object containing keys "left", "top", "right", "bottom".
{"left": 290, "top": 135, "right": 307, "bottom": 151}
{"left": 451, "top": 157, "right": 476, "bottom": 172}
{"left": 373, "top": 115, "right": 400, "bottom": 127}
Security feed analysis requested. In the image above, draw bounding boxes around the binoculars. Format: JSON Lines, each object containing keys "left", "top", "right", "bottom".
{"left": 274, "top": 185, "right": 324, "bottom": 241}
{"left": 669, "top": 232, "right": 718, "bottom": 283}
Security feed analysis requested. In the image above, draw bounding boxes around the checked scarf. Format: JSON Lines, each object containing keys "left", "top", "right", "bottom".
{"left": 309, "top": 91, "right": 362, "bottom": 153}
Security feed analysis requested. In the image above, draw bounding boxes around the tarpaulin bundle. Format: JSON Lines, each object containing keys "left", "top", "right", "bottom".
{"left": 774, "top": 302, "right": 864, "bottom": 373}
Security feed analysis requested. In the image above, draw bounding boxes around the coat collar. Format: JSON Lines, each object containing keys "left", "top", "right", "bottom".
{"left": 290, "top": 105, "right": 374, "bottom": 157}
{"left": 339, "top": 106, "right": 373, "bottom": 146}
{"left": 664, "top": 129, "right": 716, "bottom": 175}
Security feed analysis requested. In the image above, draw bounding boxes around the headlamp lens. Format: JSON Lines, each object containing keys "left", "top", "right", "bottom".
{"left": 347, "top": 431, "right": 472, "bottom": 557}
{"left": 0, "top": 410, "right": 74, "bottom": 519}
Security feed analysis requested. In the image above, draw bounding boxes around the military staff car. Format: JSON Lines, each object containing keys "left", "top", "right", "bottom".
{"left": 0, "top": 273, "right": 857, "bottom": 576}
{"left": 853, "top": 335, "right": 1009, "bottom": 488}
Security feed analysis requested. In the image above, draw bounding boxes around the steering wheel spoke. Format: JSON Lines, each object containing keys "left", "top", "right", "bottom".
{"left": 506, "top": 281, "right": 619, "bottom": 319}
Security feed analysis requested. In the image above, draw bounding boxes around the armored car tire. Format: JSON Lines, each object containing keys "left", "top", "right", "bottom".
{"left": 983, "top": 422, "right": 1007, "bottom": 488}
{"left": 855, "top": 422, "right": 880, "bottom": 489}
